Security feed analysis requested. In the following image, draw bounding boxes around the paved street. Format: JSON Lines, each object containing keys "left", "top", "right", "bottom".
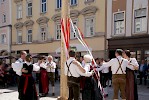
{"left": 0, "top": 81, "right": 149, "bottom": 100}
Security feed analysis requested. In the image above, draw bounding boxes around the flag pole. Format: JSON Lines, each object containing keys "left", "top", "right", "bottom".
{"left": 58, "top": 0, "right": 69, "bottom": 100}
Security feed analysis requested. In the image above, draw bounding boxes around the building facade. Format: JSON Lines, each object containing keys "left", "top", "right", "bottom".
{"left": 107, "top": 0, "right": 149, "bottom": 63}
{"left": 12, "top": 0, "right": 106, "bottom": 59}
{"left": 0, "top": 0, "right": 12, "bottom": 58}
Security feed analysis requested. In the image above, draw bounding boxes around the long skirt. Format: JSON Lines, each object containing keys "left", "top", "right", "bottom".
{"left": 82, "top": 77, "right": 103, "bottom": 100}
{"left": 39, "top": 69, "right": 49, "bottom": 94}
{"left": 19, "top": 74, "right": 38, "bottom": 100}
{"left": 126, "top": 69, "right": 138, "bottom": 100}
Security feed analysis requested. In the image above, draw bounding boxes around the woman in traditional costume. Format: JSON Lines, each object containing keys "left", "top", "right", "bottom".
{"left": 12, "top": 54, "right": 40, "bottom": 100}
{"left": 35, "top": 56, "right": 49, "bottom": 97}
{"left": 123, "top": 50, "right": 139, "bottom": 100}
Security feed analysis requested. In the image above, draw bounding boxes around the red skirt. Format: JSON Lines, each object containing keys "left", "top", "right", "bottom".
{"left": 40, "top": 69, "right": 49, "bottom": 94}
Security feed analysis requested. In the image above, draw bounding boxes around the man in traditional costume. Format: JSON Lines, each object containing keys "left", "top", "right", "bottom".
{"left": 12, "top": 51, "right": 27, "bottom": 99}
{"left": 100, "top": 49, "right": 134, "bottom": 100}
{"left": 64, "top": 50, "right": 93, "bottom": 100}
{"left": 46, "top": 55, "right": 56, "bottom": 96}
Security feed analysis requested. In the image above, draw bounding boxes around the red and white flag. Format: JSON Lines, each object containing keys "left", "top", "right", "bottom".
{"left": 61, "top": 18, "right": 71, "bottom": 59}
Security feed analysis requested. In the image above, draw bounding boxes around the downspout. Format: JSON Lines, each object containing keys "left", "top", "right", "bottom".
{"left": 104, "top": 0, "right": 108, "bottom": 60}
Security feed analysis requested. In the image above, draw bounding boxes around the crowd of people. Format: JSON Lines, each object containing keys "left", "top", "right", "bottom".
{"left": 0, "top": 61, "right": 16, "bottom": 87}
{"left": 0, "top": 49, "right": 149, "bottom": 100}
{"left": 65, "top": 49, "right": 149, "bottom": 100}
{"left": 0, "top": 51, "right": 59, "bottom": 100}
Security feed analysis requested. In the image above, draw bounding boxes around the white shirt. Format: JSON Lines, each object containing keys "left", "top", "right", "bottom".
{"left": 15, "top": 58, "right": 24, "bottom": 63}
{"left": 97, "top": 62, "right": 109, "bottom": 73}
{"left": 34, "top": 62, "right": 47, "bottom": 69}
{"left": 102, "top": 56, "right": 131, "bottom": 74}
{"left": 64, "top": 57, "right": 92, "bottom": 77}
{"left": 46, "top": 61, "right": 56, "bottom": 72}
{"left": 81, "top": 60, "right": 85, "bottom": 67}
{"left": 84, "top": 63, "right": 91, "bottom": 72}
{"left": 12, "top": 62, "right": 40, "bottom": 76}
{"left": 12, "top": 58, "right": 24, "bottom": 76}
{"left": 127, "top": 58, "right": 139, "bottom": 70}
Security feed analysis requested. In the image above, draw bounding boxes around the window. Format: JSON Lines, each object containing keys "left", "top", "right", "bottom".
{"left": 17, "top": 4, "right": 22, "bottom": 19}
{"left": 27, "top": 2, "right": 32, "bottom": 16}
{"left": 17, "top": 31, "right": 22, "bottom": 44}
{"left": 56, "top": 0, "right": 62, "bottom": 9}
{"left": 70, "top": 20, "right": 77, "bottom": 39}
{"left": 2, "top": 14, "right": 6, "bottom": 23}
{"left": 134, "top": 8, "right": 147, "bottom": 33}
{"left": 41, "top": 0, "right": 47, "bottom": 13}
{"left": 27, "top": 29, "right": 32, "bottom": 43}
{"left": 56, "top": 23, "right": 61, "bottom": 40}
{"left": 1, "top": 34, "right": 6, "bottom": 44}
{"left": 70, "top": 0, "right": 77, "bottom": 5}
{"left": 114, "top": 12, "right": 125, "bottom": 35}
{"left": 41, "top": 27, "right": 46, "bottom": 41}
{"left": 85, "top": 17, "right": 94, "bottom": 37}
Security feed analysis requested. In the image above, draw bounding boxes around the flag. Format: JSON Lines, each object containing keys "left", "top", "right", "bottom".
{"left": 61, "top": 18, "right": 70, "bottom": 59}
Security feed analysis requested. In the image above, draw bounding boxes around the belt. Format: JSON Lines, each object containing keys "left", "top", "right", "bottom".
{"left": 67, "top": 76, "right": 80, "bottom": 84}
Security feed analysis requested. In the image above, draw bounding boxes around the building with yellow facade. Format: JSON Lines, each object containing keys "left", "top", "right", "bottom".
{"left": 11, "top": 0, "right": 106, "bottom": 59}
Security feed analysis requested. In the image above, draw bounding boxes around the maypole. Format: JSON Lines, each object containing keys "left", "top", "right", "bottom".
{"left": 59, "top": 0, "right": 69, "bottom": 100}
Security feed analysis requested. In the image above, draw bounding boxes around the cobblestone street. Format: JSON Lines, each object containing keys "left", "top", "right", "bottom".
{"left": 0, "top": 81, "right": 149, "bottom": 100}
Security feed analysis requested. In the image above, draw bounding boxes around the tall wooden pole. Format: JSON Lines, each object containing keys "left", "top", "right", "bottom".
{"left": 59, "top": 0, "right": 69, "bottom": 100}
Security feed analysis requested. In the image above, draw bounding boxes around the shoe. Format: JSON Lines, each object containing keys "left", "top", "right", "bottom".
{"left": 39, "top": 93, "right": 46, "bottom": 97}
{"left": 38, "top": 94, "right": 43, "bottom": 97}
{"left": 147, "top": 86, "right": 149, "bottom": 88}
{"left": 52, "top": 93, "right": 55, "bottom": 96}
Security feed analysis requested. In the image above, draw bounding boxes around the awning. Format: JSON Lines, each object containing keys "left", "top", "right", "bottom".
{"left": 0, "top": 56, "right": 8, "bottom": 59}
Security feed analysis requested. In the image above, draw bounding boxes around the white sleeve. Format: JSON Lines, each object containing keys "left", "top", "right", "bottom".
{"left": 33, "top": 64, "right": 40, "bottom": 71}
{"left": 53, "top": 62, "right": 56, "bottom": 69}
{"left": 75, "top": 63, "right": 92, "bottom": 77}
{"left": 131, "top": 58, "right": 139, "bottom": 67}
{"left": 11, "top": 63, "right": 23, "bottom": 72}
{"left": 127, "top": 58, "right": 139, "bottom": 70}
{"left": 40, "top": 63, "right": 47, "bottom": 69}
{"left": 84, "top": 65, "right": 90, "bottom": 72}
{"left": 102, "top": 60, "right": 113, "bottom": 68}
{"left": 96, "top": 65, "right": 104, "bottom": 71}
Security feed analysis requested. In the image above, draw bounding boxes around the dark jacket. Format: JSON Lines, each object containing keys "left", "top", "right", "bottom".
{"left": 139, "top": 64, "right": 148, "bottom": 75}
